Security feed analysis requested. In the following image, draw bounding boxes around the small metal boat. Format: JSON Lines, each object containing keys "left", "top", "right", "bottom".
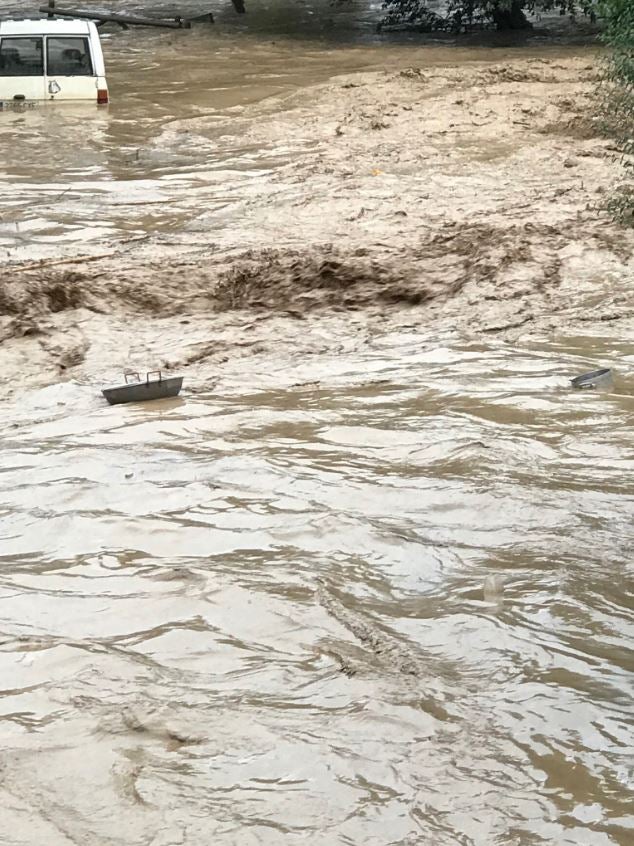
{"left": 570, "top": 368, "right": 613, "bottom": 390}
{"left": 102, "top": 371, "right": 183, "bottom": 405}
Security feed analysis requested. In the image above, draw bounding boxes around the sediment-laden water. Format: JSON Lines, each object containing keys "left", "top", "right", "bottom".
{"left": 0, "top": 3, "right": 632, "bottom": 845}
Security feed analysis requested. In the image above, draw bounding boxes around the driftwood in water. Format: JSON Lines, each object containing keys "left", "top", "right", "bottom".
{"left": 39, "top": 0, "right": 215, "bottom": 29}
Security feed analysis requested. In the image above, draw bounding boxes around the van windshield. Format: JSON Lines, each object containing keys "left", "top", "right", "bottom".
{"left": 47, "top": 36, "right": 94, "bottom": 76}
{"left": 0, "top": 37, "right": 44, "bottom": 76}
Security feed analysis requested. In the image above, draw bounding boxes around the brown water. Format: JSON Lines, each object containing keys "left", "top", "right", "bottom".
{"left": 1, "top": 319, "right": 633, "bottom": 845}
{"left": 0, "top": 0, "right": 393, "bottom": 258}
{"left": 0, "top": 0, "right": 591, "bottom": 261}
{"left": 1, "top": 3, "right": 633, "bottom": 845}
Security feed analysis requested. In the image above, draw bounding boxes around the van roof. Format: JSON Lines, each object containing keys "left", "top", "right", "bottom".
{"left": 0, "top": 18, "right": 94, "bottom": 36}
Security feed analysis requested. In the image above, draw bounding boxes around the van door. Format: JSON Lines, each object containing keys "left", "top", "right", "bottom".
{"left": 0, "top": 37, "right": 46, "bottom": 102}
{"left": 45, "top": 35, "right": 97, "bottom": 101}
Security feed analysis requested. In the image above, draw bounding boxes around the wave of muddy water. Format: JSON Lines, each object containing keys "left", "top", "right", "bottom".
{"left": 1, "top": 2, "right": 634, "bottom": 845}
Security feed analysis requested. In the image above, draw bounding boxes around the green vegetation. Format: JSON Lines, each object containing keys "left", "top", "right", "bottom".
{"left": 379, "top": 0, "right": 598, "bottom": 33}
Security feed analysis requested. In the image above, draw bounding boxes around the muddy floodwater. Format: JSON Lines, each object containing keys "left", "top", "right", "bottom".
{"left": 0, "top": 0, "right": 420, "bottom": 260}
{"left": 2, "top": 323, "right": 634, "bottom": 845}
{"left": 1, "top": 1, "right": 633, "bottom": 845}
{"left": 0, "top": 1, "right": 609, "bottom": 261}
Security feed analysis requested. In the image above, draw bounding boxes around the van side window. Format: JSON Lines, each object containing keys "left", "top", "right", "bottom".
{"left": 47, "top": 37, "right": 94, "bottom": 77}
{"left": 0, "top": 38, "right": 44, "bottom": 76}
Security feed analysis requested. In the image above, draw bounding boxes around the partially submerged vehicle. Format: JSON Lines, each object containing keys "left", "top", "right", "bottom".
{"left": 0, "top": 18, "right": 108, "bottom": 106}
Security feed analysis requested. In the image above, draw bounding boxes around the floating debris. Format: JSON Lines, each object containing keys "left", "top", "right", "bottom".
{"left": 39, "top": 0, "right": 215, "bottom": 29}
{"left": 570, "top": 368, "right": 613, "bottom": 390}
{"left": 102, "top": 371, "right": 183, "bottom": 405}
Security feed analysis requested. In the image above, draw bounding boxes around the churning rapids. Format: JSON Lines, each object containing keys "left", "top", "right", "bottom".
{"left": 0, "top": 1, "right": 633, "bottom": 845}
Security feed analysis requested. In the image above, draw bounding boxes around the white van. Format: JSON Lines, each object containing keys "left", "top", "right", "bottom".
{"left": 0, "top": 19, "right": 108, "bottom": 105}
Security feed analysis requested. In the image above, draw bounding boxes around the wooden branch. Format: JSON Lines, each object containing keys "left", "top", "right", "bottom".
{"left": 40, "top": 1, "right": 195, "bottom": 29}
